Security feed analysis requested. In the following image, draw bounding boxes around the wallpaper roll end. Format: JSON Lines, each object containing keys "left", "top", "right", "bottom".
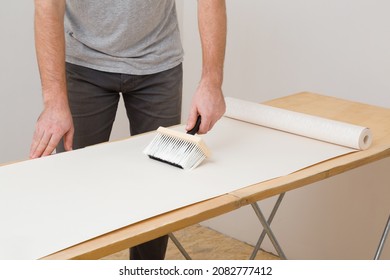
{"left": 359, "top": 128, "right": 372, "bottom": 150}
{"left": 224, "top": 97, "right": 373, "bottom": 151}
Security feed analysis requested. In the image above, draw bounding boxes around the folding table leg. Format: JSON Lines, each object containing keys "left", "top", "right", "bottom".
{"left": 168, "top": 233, "right": 192, "bottom": 260}
{"left": 374, "top": 214, "right": 390, "bottom": 260}
{"left": 169, "top": 193, "right": 287, "bottom": 260}
{"left": 250, "top": 193, "right": 287, "bottom": 260}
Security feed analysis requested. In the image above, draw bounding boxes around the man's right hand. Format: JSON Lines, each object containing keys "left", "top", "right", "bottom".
{"left": 29, "top": 104, "right": 74, "bottom": 159}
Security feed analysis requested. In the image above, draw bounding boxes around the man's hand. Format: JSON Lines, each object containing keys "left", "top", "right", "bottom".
{"left": 188, "top": 0, "right": 227, "bottom": 134}
{"left": 31, "top": 0, "right": 69, "bottom": 158}
{"left": 30, "top": 103, "right": 74, "bottom": 158}
{"left": 186, "top": 81, "right": 225, "bottom": 134}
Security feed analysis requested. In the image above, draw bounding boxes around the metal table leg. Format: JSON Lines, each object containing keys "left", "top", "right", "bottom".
{"left": 169, "top": 193, "right": 287, "bottom": 260}
{"left": 374, "top": 215, "right": 390, "bottom": 260}
{"left": 250, "top": 193, "right": 287, "bottom": 259}
{"left": 168, "top": 233, "right": 192, "bottom": 260}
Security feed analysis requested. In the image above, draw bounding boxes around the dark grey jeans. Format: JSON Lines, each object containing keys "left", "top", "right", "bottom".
{"left": 58, "top": 62, "right": 183, "bottom": 260}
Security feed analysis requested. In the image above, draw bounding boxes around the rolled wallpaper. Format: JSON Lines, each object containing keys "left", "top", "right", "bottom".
{"left": 224, "top": 97, "right": 372, "bottom": 150}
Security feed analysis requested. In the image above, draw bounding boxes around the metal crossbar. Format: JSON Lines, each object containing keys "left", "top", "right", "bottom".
{"left": 169, "top": 193, "right": 287, "bottom": 260}
{"left": 250, "top": 193, "right": 287, "bottom": 259}
{"left": 168, "top": 233, "right": 192, "bottom": 260}
{"left": 250, "top": 193, "right": 286, "bottom": 259}
{"left": 374, "top": 214, "right": 390, "bottom": 260}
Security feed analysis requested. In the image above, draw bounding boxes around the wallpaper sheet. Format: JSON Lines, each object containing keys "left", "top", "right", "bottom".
{"left": 0, "top": 98, "right": 367, "bottom": 259}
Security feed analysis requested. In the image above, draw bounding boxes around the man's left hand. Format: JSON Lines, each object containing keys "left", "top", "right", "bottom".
{"left": 186, "top": 80, "right": 225, "bottom": 134}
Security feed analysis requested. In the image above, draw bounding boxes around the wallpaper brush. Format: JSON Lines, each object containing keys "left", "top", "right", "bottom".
{"left": 143, "top": 116, "right": 211, "bottom": 170}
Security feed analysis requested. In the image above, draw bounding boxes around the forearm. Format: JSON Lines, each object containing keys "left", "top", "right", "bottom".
{"left": 197, "top": 0, "right": 227, "bottom": 88}
{"left": 30, "top": 0, "right": 73, "bottom": 158}
{"left": 186, "top": 0, "right": 226, "bottom": 133}
{"left": 34, "top": 0, "right": 67, "bottom": 108}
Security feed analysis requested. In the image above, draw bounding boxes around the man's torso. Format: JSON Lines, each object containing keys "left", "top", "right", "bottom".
{"left": 65, "top": 0, "right": 183, "bottom": 75}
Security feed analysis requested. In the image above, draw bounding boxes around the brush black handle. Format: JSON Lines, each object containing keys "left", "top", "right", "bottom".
{"left": 187, "top": 115, "right": 202, "bottom": 135}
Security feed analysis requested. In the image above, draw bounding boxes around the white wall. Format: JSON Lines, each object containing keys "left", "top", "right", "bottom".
{"left": 2, "top": 1, "right": 389, "bottom": 260}
{"left": 0, "top": 2, "right": 42, "bottom": 164}
{"left": 181, "top": 0, "right": 390, "bottom": 259}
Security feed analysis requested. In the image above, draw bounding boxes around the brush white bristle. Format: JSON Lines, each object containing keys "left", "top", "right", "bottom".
{"left": 143, "top": 127, "right": 210, "bottom": 170}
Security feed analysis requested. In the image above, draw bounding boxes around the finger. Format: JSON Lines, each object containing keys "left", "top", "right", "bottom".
{"left": 42, "top": 133, "right": 62, "bottom": 157}
{"left": 30, "top": 131, "right": 43, "bottom": 159}
{"left": 186, "top": 107, "right": 199, "bottom": 131}
{"left": 31, "top": 132, "right": 52, "bottom": 158}
{"left": 63, "top": 127, "right": 74, "bottom": 151}
{"left": 29, "top": 128, "right": 46, "bottom": 159}
{"left": 205, "top": 120, "right": 216, "bottom": 134}
{"left": 198, "top": 118, "right": 212, "bottom": 135}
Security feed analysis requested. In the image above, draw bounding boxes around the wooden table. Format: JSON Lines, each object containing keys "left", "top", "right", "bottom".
{"left": 42, "top": 92, "right": 390, "bottom": 259}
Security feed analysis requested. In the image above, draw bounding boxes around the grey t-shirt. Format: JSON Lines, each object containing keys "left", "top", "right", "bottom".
{"left": 64, "top": 0, "right": 184, "bottom": 75}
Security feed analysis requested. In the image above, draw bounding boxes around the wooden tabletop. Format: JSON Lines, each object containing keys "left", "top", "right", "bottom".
{"left": 42, "top": 92, "right": 390, "bottom": 259}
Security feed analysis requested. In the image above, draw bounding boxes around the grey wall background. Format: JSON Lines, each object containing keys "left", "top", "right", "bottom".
{"left": 180, "top": 0, "right": 390, "bottom": 259}
{"left": 1, "top": 1, "right": 389, "bottom": 259}
{"left": 1, "top": 3, "right": 41, "bottom": 164}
